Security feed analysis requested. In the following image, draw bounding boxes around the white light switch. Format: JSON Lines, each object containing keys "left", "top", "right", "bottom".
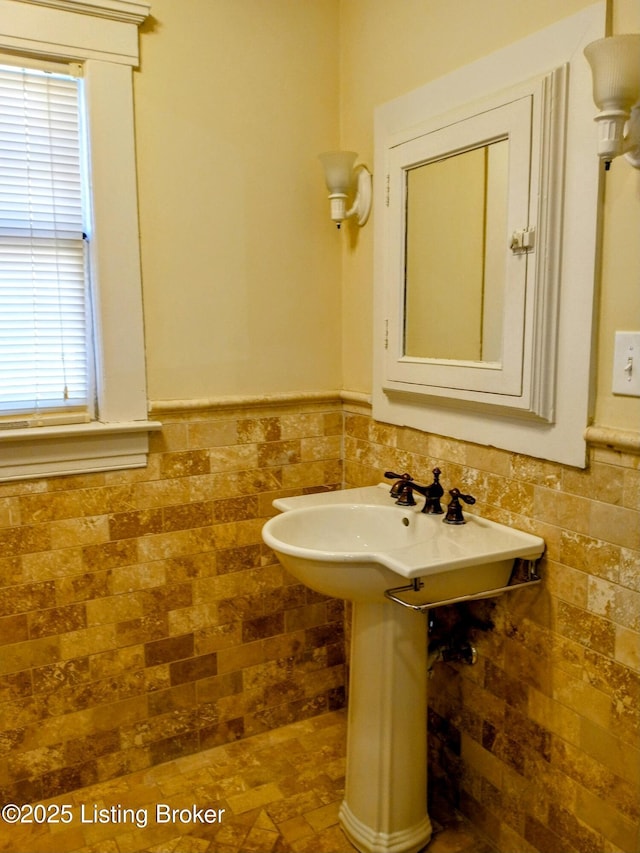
{"left": 613, "top": 332, "right": 640, "bottom": 397}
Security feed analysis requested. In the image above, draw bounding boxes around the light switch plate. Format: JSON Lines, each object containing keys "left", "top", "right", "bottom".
{"left": 612, "top": 332, "right": 640, "bottom": 397}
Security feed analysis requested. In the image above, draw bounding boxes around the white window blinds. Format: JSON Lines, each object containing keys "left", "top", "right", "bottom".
{"left": 0, "top": 63, "right": 92, "bottom": 420}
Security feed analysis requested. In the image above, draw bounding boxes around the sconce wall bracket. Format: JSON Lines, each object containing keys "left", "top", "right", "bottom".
{"left": 347, "top": 164, "right": 372, "bottom": 226}
{"left": 623, "top": 106, "right": 640, "bottom": 168}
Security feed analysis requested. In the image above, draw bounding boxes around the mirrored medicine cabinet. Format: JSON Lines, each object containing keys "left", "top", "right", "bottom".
{"left": 372, "top": 3, "right": 606, "bottom": 467}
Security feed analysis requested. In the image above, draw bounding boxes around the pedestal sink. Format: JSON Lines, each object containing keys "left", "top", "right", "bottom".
{"left": 262, "top": 485, "right": 544, "bottom": 853}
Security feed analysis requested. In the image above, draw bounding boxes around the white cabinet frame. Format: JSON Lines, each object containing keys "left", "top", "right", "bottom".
{"left": 373, "top": 4, "right": 606, "bottom": 467}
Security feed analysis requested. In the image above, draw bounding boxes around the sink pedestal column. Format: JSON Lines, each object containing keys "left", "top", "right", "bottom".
{"left": 339, "top": 601, "right": 432, "bottom": 853}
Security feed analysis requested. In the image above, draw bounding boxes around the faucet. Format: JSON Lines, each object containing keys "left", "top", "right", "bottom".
{"left": 443, "top": 488, "right": 476, "bottom": 524}
{"left": 421, "top": 467, "right": 444, "bottom": 514}
{"left": 385, "top": 469, "right": 445, "bottom": 514}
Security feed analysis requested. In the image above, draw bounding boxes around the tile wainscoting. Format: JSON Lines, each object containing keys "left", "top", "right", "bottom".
{"left": 1, "top": 393, "right": 638, "bottom": 853}
{"left": 0, "top": 400, "right": 345, "bottom": 805}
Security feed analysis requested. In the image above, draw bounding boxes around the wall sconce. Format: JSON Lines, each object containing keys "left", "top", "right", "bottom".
{"left": 318, "top": 150, "right": 372, "bottom": 228}
{"left": 584, "top": 34, "right": 640, "bottom": 170}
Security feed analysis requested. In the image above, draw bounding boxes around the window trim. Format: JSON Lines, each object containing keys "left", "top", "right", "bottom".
{"left": 0, "top": 0, "right": 160, "bottom": 482}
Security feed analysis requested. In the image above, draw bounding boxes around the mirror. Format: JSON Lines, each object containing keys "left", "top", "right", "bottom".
{"left": 404, "top": 139, "right": 508, "bottom": 362}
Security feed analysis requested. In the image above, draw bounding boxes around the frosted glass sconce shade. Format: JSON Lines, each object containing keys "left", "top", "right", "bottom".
{"left": 319, "top": 150, "right": 357, "bottom": 194}
{"left": 584, "top": 35, "right": 640, "bottom": 110}
{"left": 584, "top": 34, "right": 640, "bottom": 168}
{"left": 319, "top": 150, "right": 372, "bottom": 228}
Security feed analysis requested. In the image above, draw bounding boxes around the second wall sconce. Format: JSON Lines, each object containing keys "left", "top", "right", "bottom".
{"left": 584, "top": 34, "right": 640, "bottom": 169}
{"left": 318, "top": 150, "right": 372, "bottom": 228}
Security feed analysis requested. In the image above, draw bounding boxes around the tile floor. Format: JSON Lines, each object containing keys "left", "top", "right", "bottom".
{"left": 1, "top": 710, "right": 496, "bottom": 853}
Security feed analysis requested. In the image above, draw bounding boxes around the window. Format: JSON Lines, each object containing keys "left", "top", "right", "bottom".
{"left": 0, "top": 0, "right": 159, "bottom": 481}
{"left": 0, "top": 62, "right": 92, "bottom": 422}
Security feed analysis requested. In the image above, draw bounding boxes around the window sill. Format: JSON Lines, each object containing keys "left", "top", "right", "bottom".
{"left": 0, "top": 419, "right": 162, "bottom": 482}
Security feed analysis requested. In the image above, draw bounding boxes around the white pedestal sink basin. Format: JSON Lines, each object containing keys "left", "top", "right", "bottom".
{"left": 262, "top": 484, "right": 544, "bottom": 853}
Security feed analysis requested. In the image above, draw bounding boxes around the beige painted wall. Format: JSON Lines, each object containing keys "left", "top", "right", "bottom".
{"left": 133, "top": 0, "right": 639, "bottom": 435}
{"left": 340, "top": 0, "right": 640, "bottom": 435}
{"left": 134, "top": 0, "right": 342, "bottom": 402}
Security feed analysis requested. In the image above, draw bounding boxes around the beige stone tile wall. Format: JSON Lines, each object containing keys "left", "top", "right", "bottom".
{"left": 344, "top": 410, "right": 640, "bottom": 853}
{"left": 2, "top": 400, "right": 638, "bottom": 853}
{"left": 0, "top": 404, "right": 345, "bottom": 804}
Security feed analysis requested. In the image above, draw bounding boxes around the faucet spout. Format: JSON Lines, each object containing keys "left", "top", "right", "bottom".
{"left": 423, "top": 467, "right": 444, "bottom": 514}
{"left": 394, "top": 468, "right": 445, "bottom": 514}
